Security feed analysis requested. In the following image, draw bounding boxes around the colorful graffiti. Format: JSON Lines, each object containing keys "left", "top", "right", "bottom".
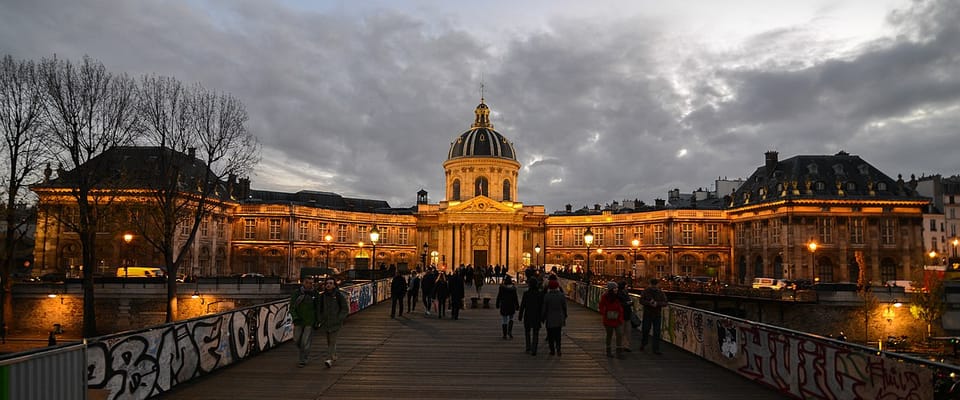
{"left": 86, "top": 279, "right": 390, "bottom": 400}
{"left": 87, "top": 301, "right": 292, "bottom": 399}
{"left": 557, "top": 278, "right": 937, "bottom": 400}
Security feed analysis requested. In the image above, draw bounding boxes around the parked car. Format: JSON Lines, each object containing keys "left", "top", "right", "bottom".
{"left": 752, "top": 277, "right": 787, "bottom": 290}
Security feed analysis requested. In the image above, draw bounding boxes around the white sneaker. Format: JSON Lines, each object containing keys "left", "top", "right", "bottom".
{"left": 324, "top": 359, "right": 333, "bottom": 368}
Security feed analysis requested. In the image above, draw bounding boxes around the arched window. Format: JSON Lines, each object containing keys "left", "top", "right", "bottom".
{"left": 475, "top": 176, "right": 489, "bottom": 197}
{"left": 452, "top": 179, "right": 461, "bottom": 201}
{"left": 502, "top": 179, "right": 511, "bottom": 201}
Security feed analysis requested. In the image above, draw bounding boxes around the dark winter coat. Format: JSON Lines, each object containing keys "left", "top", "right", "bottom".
{"left": 496, "top": 284, "right": 520, "bottom": 316}
{"left": 541, "top": 289, "right": 567, "bottom": 328}
{"left": 518, "top": 287, "right": 544, "bottom": 328}
{"left": 391, "top": 275, "right": 407, "bottom": 297}
{"left": 448, "top": 273, "right": 465, "bottom": 304}
{"left": 421, "top": 271, "right": 437, "bottom": 297}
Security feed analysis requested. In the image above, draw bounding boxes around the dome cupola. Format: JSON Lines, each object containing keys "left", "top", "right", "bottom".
{"left": 447, "top": 98, "right": 516, "bottom": 161}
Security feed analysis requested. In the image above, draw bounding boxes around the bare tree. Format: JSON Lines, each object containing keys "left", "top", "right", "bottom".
{"left": 0, "top": 55, "right": 48, "bottom": 329}
{"left": 39, "top": 56, "right": 140, "bottom": 337}
{"left": 136, "top": 76, "right": 258, "bottom": 322}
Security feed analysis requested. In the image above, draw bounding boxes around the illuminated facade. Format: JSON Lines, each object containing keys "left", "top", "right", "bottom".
{"left": 31, "top": 104, "right": 930, "bottom": 284}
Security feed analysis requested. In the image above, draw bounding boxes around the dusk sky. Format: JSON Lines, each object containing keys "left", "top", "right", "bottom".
{"left": 2, "top": 0, "right": 958, "bottom": 212}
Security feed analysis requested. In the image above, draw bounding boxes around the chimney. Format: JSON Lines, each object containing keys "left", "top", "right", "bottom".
{"left": 565, "top": 204, "right": 572, "bottom": 213}
{"left": 594, "top": 204, "right": 601, "bottom": 211}
{"left": 765, "top": 151, "right": 778, "bottom": 172}
{"left": 655, "top": 198, "right": 665, "bottom": 208}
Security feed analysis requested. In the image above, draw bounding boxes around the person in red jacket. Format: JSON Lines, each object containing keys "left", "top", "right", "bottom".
{"left": 599, "top": 281, "right": 625, "bottom": 358}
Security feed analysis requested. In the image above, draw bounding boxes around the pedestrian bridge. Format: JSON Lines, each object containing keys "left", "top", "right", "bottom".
{"left": 158, "top": 282, "right": 783, "bottom": 400}
{"left": 3, "top": 279, "right": 951, "bottom": 399}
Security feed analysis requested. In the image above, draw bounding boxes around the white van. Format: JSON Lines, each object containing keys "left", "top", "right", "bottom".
{"left": 752, "top": 277, "right": 787, "bottom": 290}
{"left": 117, "top": 266, "right": 165, "bottom": 278}
{"left": 886, "top": 280, "right": 919, "bottom": 293}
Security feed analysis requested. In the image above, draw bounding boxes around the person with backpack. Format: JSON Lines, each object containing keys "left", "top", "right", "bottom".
{"left": 289, "top": 278, "right": 320, "bottom": 367}
{"left": 317, "top": 278, "right": 348, "bottom": 368}
{"left": 541, "top": 278, "right": 567, "bottom": 356}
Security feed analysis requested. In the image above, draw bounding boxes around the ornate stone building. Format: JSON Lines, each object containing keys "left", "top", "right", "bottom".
{"left": 725, "top": 151, "right": 929, "bottom": 285}
{"left": 30, "top": 102, "right": 930, "bottom": 285}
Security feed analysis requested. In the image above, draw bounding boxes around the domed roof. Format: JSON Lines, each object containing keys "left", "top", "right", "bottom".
{"left": 447, "top": 99, "right": 516, "bottom": 161}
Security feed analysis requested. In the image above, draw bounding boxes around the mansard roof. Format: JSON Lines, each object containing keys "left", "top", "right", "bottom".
{"left": 727, "top": 151, "right": 926, "bottom": 208}
{"left": 244, "top": 189, "right": 414, "bottom": 214}
{"left": 32, "top": 146, "right": 235, "bottom": 202}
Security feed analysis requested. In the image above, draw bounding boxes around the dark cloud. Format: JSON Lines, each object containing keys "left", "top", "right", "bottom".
{"left": 2, "top": 0, "right": 957, "bottom": 212}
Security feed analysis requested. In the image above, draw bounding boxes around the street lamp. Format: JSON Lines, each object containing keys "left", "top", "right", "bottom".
{"left": 953, "top": 238, "right": 959, "bottom": 257}
{"left": 122, "top": 233, "right": 133, "bottom": 279}
{"left": 422, "top": 242, "right": 429, "bottom": 269}
{"left": 807, "top": 241, "right": 818, "bottom": 282}
{"left": 369, "top": 225, "right": 380, "bottom": 271}
{"left": 631, "top": 236, "right": 640, "bottom": 280}
{"left": 358, "top": 241, "right": 365, "bottom": 269}
{"left": 534, "top": 243, "right": 541, "bottom": 268}
{"left": 584, "top": 227, "right": 594, "bottom": 284}
{"left": 324, "top": 233, "right": 334, "bottom": 269}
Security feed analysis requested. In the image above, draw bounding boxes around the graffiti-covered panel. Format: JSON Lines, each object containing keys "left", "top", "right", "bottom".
{"left": 84, "top": 278, "right": 390, "bottom": 399}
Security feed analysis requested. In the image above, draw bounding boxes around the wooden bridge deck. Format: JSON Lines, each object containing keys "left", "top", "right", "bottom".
{"left": 160, "top": 284, "right": 785, "bottom": 399}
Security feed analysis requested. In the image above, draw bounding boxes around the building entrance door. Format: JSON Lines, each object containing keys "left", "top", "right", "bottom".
{"left": 473, "top": 250, "right": 488, "bottom": 268}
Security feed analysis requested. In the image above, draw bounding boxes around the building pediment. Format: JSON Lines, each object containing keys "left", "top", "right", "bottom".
{"left": 445, "top": 196, "right": 517, "bottom": 214}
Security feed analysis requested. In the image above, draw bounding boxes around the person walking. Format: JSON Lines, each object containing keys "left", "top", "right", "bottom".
{"left": 639, "top": 278, "right": 669, "bottom": 355}
{"left": 518, "top": 277, "right": 544, "bottom": 355}
{"left": 289, "top": 278, "right": 319, "bottom": 367}
{"left": 449, "top": 270, "right": 465, "bottom": 320}
{"left": 599, "top": 281, "right": 625, "bottom": 358}
{"left": 473, "top": 268, "right": 485, "bottom": 298}
{"left": 407, "top": 271, "right": 421, "bottom": 313}
{"left": 317, "top": 278, "right": 349, "bottom": 367}
{"left": 434, "top": 273, "right": 449, "bottom": 319}
{"left": 541, "top": 278, "right": 567, "bottom": 356}
{"left": 390, "top": 270, "right": 407, "bottom": 318}
{"left": 496, "top": 275, "right": 519, "bottom": 339}
{"left": 617, "top": 280, "right": 635, "bottom": 352}
{"left": 421, "top": 268, "right": 437, "bottom": 316}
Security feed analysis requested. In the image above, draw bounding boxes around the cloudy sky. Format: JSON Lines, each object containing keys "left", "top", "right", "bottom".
{"left": 2, "top": 0, "right": 958, "bottom": 212}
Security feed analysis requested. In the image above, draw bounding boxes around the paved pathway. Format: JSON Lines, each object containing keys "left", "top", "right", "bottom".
{"left": 160, "top": 283, "right": 786, "bottom": 399}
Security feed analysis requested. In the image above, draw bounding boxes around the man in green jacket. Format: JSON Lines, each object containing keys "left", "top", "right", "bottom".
{"left": 318, "top": 278, "right": 349, "bottom": 368}
{"left": 290, "top": 278, "right": 319, "bottom": 367}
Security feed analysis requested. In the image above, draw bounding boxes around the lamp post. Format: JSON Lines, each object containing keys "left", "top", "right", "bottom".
{"left": 631, "top": 236, "right": 640, "bottom": 281}
{"left": 422, "top": 242, "right": 429, "bottom": 270}
{"left": 324, "top": 233, "right": 334, "bottom": 269}
{"left": 584, "top": 227, "right": 594, "bottom": 284}
{"left": 358, "top": 241, "right": 365, "bottom": 269}
{"left": 954, "top": 238, "right": 959, "bottom": 257}
{"left": 369, "top": 225, "right": 380, "bottom": 272}
{"left": 596, "top": 247, "right": 603, "bottom": 278}
{"left": 122, "top": 233, "right": 133, "bottom": 283}
{"left": 534, "top": 243, "right": 541, "bottom": 269}
{"left": 807, "top": 241, "right": 818, "bottom": 283}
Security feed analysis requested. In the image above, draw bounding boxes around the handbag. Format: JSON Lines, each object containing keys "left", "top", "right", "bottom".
{"left": 630, "top": 312, "right": 641, "bottom": 327}
{"left": 605, "top": 310, "right": 620, "bottom": 320}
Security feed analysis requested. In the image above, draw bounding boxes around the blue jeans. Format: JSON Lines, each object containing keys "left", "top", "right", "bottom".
{"left": 293, "top": 324, "right": 314, "bottom": 363}
{"left": 641, "top": 313, "right": 662, "bottom": 352}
